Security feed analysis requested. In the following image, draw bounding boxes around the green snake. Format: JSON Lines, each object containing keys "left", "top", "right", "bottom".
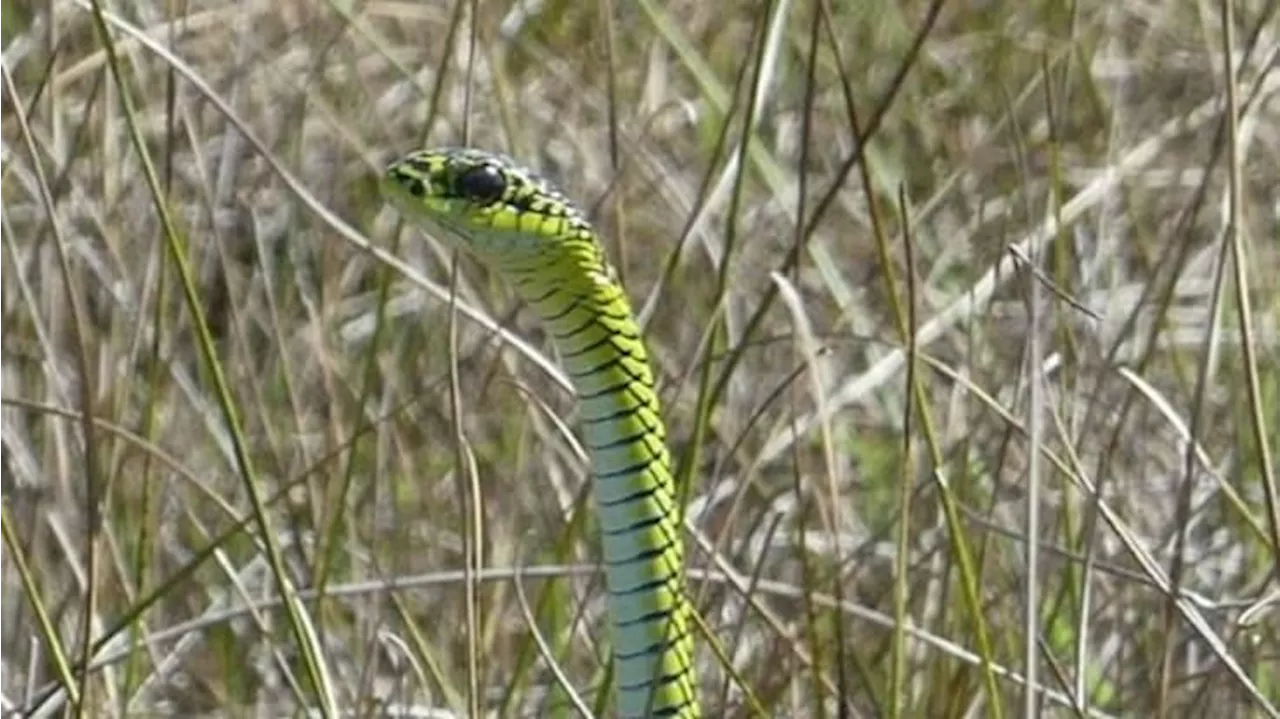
{"left": 381, "top": 147, "right": 699, "bottom": 717}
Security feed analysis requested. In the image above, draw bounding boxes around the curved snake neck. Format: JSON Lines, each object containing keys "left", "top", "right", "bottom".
{"left": 382, "top": 147, "right": 699, "bottom": 718}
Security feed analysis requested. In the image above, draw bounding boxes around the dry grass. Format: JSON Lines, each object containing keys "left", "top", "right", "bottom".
{"left": 3, "top": 0, "right": 1278, "bottom": 717}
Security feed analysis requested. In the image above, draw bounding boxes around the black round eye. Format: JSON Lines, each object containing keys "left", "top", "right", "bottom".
{"left": 456, "top": 165, "right": 507, "bottom": 203}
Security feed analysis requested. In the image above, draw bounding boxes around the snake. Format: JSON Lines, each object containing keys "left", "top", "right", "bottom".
{"left": 381, "top": 147, "right": 700, "bottom": 718}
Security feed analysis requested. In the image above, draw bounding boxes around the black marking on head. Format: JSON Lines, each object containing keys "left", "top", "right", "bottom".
{"left": 406, "top": 156, "right": 434, "bottom": 175}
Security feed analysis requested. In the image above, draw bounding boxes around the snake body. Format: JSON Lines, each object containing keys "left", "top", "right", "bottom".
{"left": 382, "top": 147, "right": 699, "bottom": 717}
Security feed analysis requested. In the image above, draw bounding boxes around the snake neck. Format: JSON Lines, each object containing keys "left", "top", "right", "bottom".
{"left": 510, "top": 257, "right": 699, "bottom": 718}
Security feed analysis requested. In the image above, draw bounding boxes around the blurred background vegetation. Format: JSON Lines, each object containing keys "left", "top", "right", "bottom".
{"left": 2, "top": 0, "right": 1277, "bottom": 716}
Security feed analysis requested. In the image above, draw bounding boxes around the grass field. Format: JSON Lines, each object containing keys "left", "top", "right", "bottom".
{"left": 3, "top": 0, "right": 1278, "bottom": 716}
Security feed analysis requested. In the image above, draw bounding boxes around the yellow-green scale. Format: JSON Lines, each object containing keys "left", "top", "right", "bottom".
{"left": 501, "top": 245, "right": 699, "bottom": 718}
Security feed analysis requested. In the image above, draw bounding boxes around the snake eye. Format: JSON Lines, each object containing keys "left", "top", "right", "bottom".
{"left": 456, "top": 164, "right": 507, "bottom": 204}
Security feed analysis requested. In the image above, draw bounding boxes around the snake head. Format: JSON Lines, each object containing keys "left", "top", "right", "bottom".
{"left": 382, "top": 147, "right": 593, "bottom": 264}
